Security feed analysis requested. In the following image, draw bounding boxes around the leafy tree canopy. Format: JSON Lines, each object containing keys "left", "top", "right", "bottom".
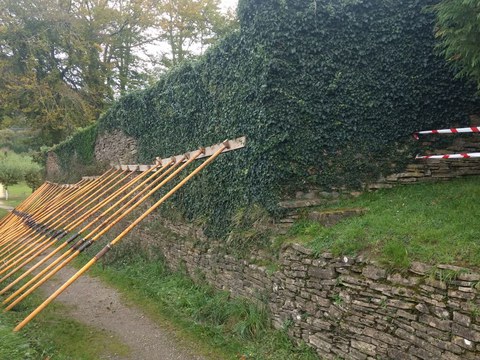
{"left": 433, "top": 0, "right": 480, "bottom": 89}
{"left": 0, "top": 0, "right": 235, "bottom": 148}
{"left": 0, "top": 152, "right": 43, "bottom": 192}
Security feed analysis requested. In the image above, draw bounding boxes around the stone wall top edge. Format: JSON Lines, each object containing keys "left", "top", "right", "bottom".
{"left": 282, "top": 243, "right": 480, "bottom": 277}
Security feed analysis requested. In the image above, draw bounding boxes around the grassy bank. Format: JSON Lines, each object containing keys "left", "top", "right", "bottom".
{"left": 0, "top": 293, "right": 129, "bottom": 360}
{"left": 0, "top": 184, "right": 130, "bottom": 360}
{"left": 286, "top": 177, "right": 480, "bottom": 269}
{"left": 0, "top": 181, "right": 317, "bottom": 359}
{"left": 3, "top": 176, "right": 480, "bottom": 358}
{"left": 84, "top": 255, "right": 318, "bottom": 360}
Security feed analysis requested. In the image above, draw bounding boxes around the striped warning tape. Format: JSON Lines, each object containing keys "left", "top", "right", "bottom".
{"left": 413, "top": 127, "right": 480, "bottom": 139}
{"left": 416, "top": 152, "right": 480, "bottom": 160}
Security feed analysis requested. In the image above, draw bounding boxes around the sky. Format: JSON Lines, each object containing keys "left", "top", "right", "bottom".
{"left": 220, "top": 0, "right": 238, "bottom": 13}
{"left": 139, "top": 0, "right": 239, "bottom": 75}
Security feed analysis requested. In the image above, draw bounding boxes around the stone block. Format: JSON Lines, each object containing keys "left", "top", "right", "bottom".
{"left": 419, "top": 314, "right": 452, "bottom": 332}
{"left": 309, "top": 333, "right": 332, "bottom": 353}
{"left": 309, "top": 318, "right": 332, "bottom": 331}
{"left": 409, "top": 346, "right": 440, "bottom": 360}
{"left": 437, "top": 264, "right": 467, "bottom": 272}
{"left": 440, "top": 352, "right": 463, "bottom": 360}
{"left": 453, "top": 311, "right": 471, "bottom": 327}
{"left": 290, "top": 243, "right": 314, "bottom": 255}
{"left": 448, "top": 290, "right": 475, "bottom": 300}
{"left": 430, "top": 307, "right": 450, "bottom": 320}
{"left": 349, "top": 347, "right": 368, "bottom": 360}
{"left": 410, "top": 262, "right": 432, "bottom": 275}
{"left": 396, "top": 309, "right": 418, "bottom": 321}
{"left": 362, "top": 265, "right": 386, "bottom": 280}
{"left": 351, "top": 340, "right": 376, "bottom": 356}
{"left": 457, "top": 273, "right": 480, "bottom": 282}
{"left": 388, "top": 273, "right": 422, "bottom": 287}
{"left": 415, "top": 303, "right": 429, "bottom": 314}
{"left": 387, "top": 348, "right": 416, "bottom": 360}
{"left": 308, "top": 266, "right": 336, "bottom": 280}
{"left": 425, "top": 277, "right": 447, "bottom": 290}
{"left": 452, "top": 323, "right": 480, "bottom": 342}
{"left": 452, "top": 335, "right": 475, "bottom": 350}
{"left": 387, "top": 299, "right": 416, "bottom": 310}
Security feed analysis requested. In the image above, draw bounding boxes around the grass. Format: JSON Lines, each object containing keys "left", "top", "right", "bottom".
{"left": 82, "top": 254, "right": 318, "bottom": 360}
{"left": 0, "top": 182, "right": 32, "bottom": 217}
{"left": 1, "top": 182, "right": 32, "bottom": 207}
{"left": 285, "top": 177, "right": 480, "bottom": 269}
{"left": 0, "top": 182, "right": 317, "bottom": 360}
{"left": 0, "top": 183, "right": 130, "bottom": 360}
{"left": 0, "top": 292, "right": 130, "bottom": 360}
{"left": 4, "top": 176, "right": 480, "bottom": 357}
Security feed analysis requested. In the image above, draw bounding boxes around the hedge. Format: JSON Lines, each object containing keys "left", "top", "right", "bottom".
{"left": 50, "top": 0, "right": 480, "bottom": 237}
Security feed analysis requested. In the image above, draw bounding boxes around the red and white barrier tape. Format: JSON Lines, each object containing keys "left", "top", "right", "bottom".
{"left": 413, "top": 127, "right": 480, "bottom": 139}
{"left": 416, "top": 152, "right": 480, "bottom": 160}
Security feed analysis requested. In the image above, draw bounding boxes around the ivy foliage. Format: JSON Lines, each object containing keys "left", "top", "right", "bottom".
{"left": 46, "top": 125, "right": 100, "bottom": 183}
{"left": 52, "top": 0, "right": 480, "bottom": 237}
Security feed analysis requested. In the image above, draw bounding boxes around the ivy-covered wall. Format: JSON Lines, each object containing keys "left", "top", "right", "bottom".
{"left": 45, "top": 125, "right": 103, "bottom": 183}
{"left": 49, "top": 0, "right": 480, "bottom": 237}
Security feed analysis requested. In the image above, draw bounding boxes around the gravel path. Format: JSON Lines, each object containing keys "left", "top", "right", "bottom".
{"left": 41, "top": 265, "right": 206, "bottom": 360}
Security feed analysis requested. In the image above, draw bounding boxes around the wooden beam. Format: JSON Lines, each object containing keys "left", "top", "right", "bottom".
{"left": 114, "top": 136, "right": 246, "bottom": 172}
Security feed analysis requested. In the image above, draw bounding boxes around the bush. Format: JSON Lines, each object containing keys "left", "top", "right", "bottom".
{"left": 0, "top": 152, "right": 43, "bottom": 193}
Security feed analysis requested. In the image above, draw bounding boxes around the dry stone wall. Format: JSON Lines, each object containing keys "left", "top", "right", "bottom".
{"left": 94, "top": 129, "right": 138, "bottom": 166}
{"left": 371, "top": 135, "right": 480, "bottom": 189}
{"left": 46, "top": 128, "right": 480, "bottom": 358}
{"left": 124, "top": 220, "right": 480, "bottom": 360}
{"left": 45, "top": 152, "right": 62, "bottom": 181}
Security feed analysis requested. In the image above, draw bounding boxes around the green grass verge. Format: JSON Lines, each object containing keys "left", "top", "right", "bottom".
{"left": 0, "top": 185, "right": 130, "bottom": 360}
{"left": 0, "top": 293, "right": 129, "bottom": 360}
{"left": 286, "top": 177, "right": 480, "bottom": 269}
{"left": 0, "top": 182, "right": 32, "bottom": 217}
{"left": 1, "top": 182, "right": 32, "bottom": 208}
{"left": 83, "top": 255, "right": 318, "bottom": 360}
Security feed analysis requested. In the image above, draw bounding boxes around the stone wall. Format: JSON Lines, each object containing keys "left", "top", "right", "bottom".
{"left": 123, "top": 219, "right": 480, "bottom": 360}
{"left": 370, "top": 135, "right": 480, "bottom": 190}
{"left": 46, "top": 128, "right": 480, "bottom": 190}
{"left": 94, "top": 129, "right": 138, "bottom": 166}
{"left": 45, "top": 130, "right": 138, "bottom": 181}
{"left": 45, "top": 151, "right": 62, "bottom": 181}
{"left": 277, "top": 134, "right": 480, "bottom": 227}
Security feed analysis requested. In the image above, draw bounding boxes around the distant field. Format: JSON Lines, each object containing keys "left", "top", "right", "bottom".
{"left": 0, "top": 182, "right": 32, "bottom": 218}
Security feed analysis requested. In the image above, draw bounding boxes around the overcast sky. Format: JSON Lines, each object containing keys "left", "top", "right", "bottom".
{"left": 140, "top": 0, "right": 239, "bottom": 73}
{"left": 220, "top": 0, "right": 238, "bottom": 13}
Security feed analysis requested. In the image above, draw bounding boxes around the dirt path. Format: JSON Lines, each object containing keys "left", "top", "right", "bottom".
{"left": 41, "top": 266, "right": 206, "bottom": 360}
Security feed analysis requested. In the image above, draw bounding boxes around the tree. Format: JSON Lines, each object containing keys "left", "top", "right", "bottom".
{"left": 73, "top": 0, "right": 158, "bottom": 96}
{"left": 0, "top": 0, "right": 100, "bottom": 146}
{"left": 0, "top": 0, "right": 157, "bottom": 146}
{"left": 0, "top": 152, "right": 42, "bottom": 199}
{"left": 0, "top": 0, "right": 237, "bottom": 147}
{"left": 432, "top": 0, "right": 480, "bottom": 88}
{"left": 156, "top": 0, "right": 237, "bottom": 68}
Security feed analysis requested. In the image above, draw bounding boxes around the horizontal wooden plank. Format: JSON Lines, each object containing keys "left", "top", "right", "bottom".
{"left": 114, "top": 136, "right": 246, "bottom": 172}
